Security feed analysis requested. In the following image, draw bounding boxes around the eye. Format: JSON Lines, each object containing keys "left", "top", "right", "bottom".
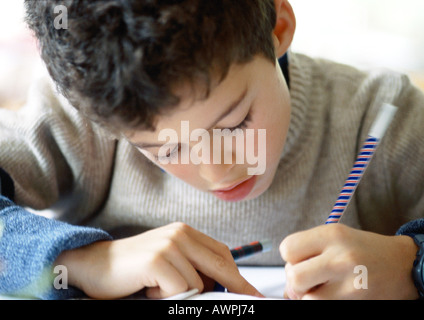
{"left": 224, "top": 112, "right": 251, "bottom": 131}
{"left": 154, "top": 143, "right": 181, "bottom": 162}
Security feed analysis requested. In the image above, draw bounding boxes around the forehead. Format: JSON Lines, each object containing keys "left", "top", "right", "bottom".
{"left": 126, "top": 56, "right": 264, "bottom": 142}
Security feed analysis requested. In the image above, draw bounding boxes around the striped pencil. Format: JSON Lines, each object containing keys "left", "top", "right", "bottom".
{"left": 325, "top": 103, "right": 398, "bottom": 224}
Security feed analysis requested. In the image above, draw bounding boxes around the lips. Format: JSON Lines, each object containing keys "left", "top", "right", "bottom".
{"left": 211, "top": 176, "right": 257, "bottom": 202}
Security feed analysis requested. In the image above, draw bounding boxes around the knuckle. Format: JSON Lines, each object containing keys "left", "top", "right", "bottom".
{"left": 217, "top": 242, "right": 232, "bottom": 258}
{"left": 218, "top": 241, "right": 230, "bottom": 252}
{"left": 342, "top": 249, "right": 361, "bottom": 268}
{"left": 326, "top": 223, "right": 347, "bottom": 241}
{"left": 161, "top": 238, "right": 178, "bottom": 252}
{"left": 331, "top": 249, "right": 358, "bottom": 274}
{"left": 145, "top": 251, "right": 166, "bottom": 271}
{"left": 169, "top": 221, "right": 189, "bottom": 231}
{"left": 167, "top": 222, "right": 190, "bottom": 239}
{"left": 212, "top": 241, "right": 234, "bottom": 265}
{"left": 215, "top": 255, "right": 228, "bottom": 270}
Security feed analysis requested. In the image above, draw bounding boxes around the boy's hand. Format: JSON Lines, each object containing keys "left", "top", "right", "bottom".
{"left": 280, "top": 224, "right": 419, "bottom": 300}
{"left": 55, "top": 222, "right": 263, "bottom": 299}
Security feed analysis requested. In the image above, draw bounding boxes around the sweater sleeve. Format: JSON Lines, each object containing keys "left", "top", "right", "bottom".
{"left": 386, "top": 78, "right": 424, "bottom": 229}
{"left": 0, "top": 195, "right": 112, "bottom": 299}
{"left": 0, "top": 73, "right": 117, "bottom": 299}
{"left": 354, "top": 71, "right": 424, "bottom": 235}
{"left": 0, "top": 74, "right": 116, "bottom": 221}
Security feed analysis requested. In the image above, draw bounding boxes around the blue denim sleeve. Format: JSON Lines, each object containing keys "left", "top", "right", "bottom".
{"left": 396, "top": 219, "right": 424, "bottom": 237}
{"left": 0, "top": 196, "right": 112, "bottom": 299}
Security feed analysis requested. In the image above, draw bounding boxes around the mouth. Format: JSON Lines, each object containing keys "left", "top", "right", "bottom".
{"left": 211, "top": 176, "right": 257, "bottom": 202}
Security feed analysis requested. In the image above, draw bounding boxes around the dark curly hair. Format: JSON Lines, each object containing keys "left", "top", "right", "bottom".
{"left": 25, "top": 0, "right": 277, "bottom": 133}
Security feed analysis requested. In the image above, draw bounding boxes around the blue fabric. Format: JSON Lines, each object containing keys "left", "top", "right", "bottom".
{"left": 0, "top": 196, "right": 112, "bottom": 299}
{"left": 396, "top": 218, "right": 424, "bottom": 237}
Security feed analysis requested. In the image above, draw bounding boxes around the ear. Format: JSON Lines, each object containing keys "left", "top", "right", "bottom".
{"left": 273, "top": 0, "right": 296, "bottom": 58}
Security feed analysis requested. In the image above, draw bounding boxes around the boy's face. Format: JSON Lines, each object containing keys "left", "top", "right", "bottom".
{"left": 126, "top": 55, "right": 291, "bottom": 202}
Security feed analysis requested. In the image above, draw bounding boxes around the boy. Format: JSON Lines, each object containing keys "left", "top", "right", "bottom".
{"left": 1, "top": 0, "right": 424, "bottom": 300}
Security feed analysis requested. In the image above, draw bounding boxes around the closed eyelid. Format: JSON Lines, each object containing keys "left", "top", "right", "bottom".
{"left": 153, "top": 143, "right": 181, "bottom": 160}
{"left": 214, "top": 108, "right": 252, "bottom": 131}
{"left": 205, "top": 87, "right": 249, "bottom": 131}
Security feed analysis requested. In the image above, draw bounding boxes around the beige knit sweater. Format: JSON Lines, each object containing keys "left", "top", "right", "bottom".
{"left": 1, "top": 53, "right": 424, "bottom": 265}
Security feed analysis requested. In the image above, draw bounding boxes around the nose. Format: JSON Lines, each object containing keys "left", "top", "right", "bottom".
{"left": 196, "top": 130, "right": 240, "bottom": 185}
{"left": 198, "top": 141, "right": 237, "bottom": 184}
{"left": 198, "top": 161, "right": 236, "bottom": 185}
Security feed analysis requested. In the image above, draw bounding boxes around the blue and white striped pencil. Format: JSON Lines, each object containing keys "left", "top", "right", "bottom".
{"left": 325, "top": 103, "right": 398, "bottom": 224}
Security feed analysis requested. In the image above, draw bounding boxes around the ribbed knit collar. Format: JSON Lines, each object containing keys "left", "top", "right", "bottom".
{"left": 278, "top": 51, "right": 313, "bottom": 165}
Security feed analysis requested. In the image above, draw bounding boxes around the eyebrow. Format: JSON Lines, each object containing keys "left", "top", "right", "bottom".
{"left": 134, "top": 87, "right": 248, "bottom": 150}
{"left": 205, "top": 86, "right": 249, "bottom": 131}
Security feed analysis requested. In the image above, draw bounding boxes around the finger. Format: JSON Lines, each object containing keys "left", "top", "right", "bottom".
{"left": 144, "top": 258, "right": 188, "bottom": 299}
{"left": 164, "top": 242, "right": 205, "bottom": 293}
{"left": 183, "top": 243, "right": 262, "bottom": 296}
{"left": 280, "top": 225, "right": 330, "bottom": 263}
{"left": 167, "top": 222, "right": 232, "bottom": 258}
{"left": 165, "top": 223, "right": 263, "bottom": 297}
{"left": 302, "top": 282, "right": 341, "bottom": 300}
{"left": 284, "top": 263, "right": 299, "bottom": 300}
{"left": 181, "top": 238, "right": 262, "bottom": 296}
{"left": 194, "top": 252, "right": 262, "bottom": 296}
{"left": 285, "top": 255, "right": 332, "bottom": 299}
{"left": 225, "top": 273, "right": 264, "bottom": 297}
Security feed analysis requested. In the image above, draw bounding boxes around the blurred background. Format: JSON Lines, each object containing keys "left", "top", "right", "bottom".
{"left": 0, "top": 0, "right": 423, "bottom": 110}
{"left": 290, "top": 0, "right": 424, "bottom": 83}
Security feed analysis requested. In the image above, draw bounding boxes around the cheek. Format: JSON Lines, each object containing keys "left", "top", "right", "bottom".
{"left": 267, "top": 90, "right": 291, "bottom": 158}
{"left": 253, "top": 102, "right": 290, "bottom": 165}
{"left": 251, "top": 75, "right": 291, "bottom": 166}
{"left": 161, "top": 163, "right": 206, "bottom": 189}
{"left": 138, "top": 149, "right": 203, "bottom": 187}
{"left": 268, "top": 107, "right": 290, "bottom": 155}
